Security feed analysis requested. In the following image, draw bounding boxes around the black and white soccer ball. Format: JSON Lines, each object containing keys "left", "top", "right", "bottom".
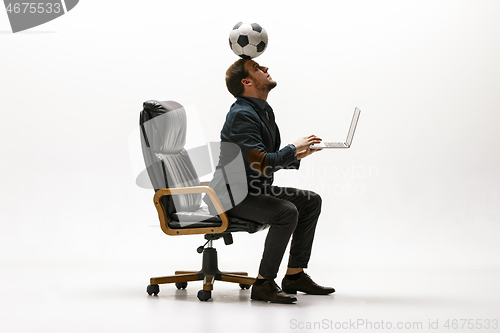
{"left": 229, "top": 22, "right": 268, "bottom": 59}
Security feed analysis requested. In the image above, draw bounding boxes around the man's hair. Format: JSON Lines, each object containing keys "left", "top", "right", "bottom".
{"left": 225, "top": 58, "right": 251, "bottom": 97}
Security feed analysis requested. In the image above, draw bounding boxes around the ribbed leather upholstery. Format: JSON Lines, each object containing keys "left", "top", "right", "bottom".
{"left": 141, "top": 100, "right": 186, "bottom": 154}
{"left": 140, "top": 100, "right": 201, "bottom": 213}
{"left": 157, "top": 149, "right": 202, "bottom": 212}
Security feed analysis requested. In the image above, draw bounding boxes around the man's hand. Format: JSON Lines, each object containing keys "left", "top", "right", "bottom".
{"left": 293, "top": 135, "right": 323, "bottom": 160}
{"left": 293, "top": 135, "right": 322, "bottom": 152}
{"left": 296, "top": 146, "right": 322, "bottom": 160}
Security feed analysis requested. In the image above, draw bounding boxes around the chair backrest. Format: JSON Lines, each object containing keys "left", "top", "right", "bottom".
{"left": 140, "top": 100, "right": 201, "bottom": 214}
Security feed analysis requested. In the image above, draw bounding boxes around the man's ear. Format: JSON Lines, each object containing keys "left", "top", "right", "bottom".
{"left": 241, "top": 78, "right": 253, "bottom": 87}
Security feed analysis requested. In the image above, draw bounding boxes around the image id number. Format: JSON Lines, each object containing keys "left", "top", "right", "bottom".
{"left": 444, "top": 319, "right": 498, "bottom": 330}
{"left": 6, "top": 2, "right": 62, "bottom": 14}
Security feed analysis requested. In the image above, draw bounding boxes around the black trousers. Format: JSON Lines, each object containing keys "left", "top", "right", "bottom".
{"left": 227, "top": 186, "right": 322, "bottom": 280}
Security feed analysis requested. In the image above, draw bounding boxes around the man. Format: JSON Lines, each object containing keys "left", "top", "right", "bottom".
{"left": 208, "top": 58, "right": 334, "bottom": 304}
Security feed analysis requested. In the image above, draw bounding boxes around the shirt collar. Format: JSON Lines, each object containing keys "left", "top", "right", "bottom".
{"left": 239, "top": 96, "right": 269, "bottom": 112}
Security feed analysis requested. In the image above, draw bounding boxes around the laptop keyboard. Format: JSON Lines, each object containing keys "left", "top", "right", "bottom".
{"left": 324, "top": 142, "right": 346, "bottom": 147}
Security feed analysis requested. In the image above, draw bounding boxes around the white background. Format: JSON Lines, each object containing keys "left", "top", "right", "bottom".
{"left": 1, "top": 0, "right": 499, "bottom": 332}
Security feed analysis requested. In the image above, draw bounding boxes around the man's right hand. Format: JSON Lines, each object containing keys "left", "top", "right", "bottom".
{"left": 293, "top": 135, "right": 322, "bottom": 153}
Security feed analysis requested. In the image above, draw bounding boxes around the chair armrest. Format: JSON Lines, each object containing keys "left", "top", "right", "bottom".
{"left": 199, "top": 181, "right": 211, "bottom": 186}
{"left": 153, "top": 186, "right": 229, "bottom": 236}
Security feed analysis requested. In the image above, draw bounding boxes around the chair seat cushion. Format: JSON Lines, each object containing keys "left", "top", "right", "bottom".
{"left": 171, "top": 206, "right": 220, "bottom": 223}
{"left": 169, "top": 206, "right": 268, "bottom": 234}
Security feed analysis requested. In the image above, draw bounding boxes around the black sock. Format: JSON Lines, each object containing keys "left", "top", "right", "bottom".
{"left": 285, "top": 271, "right": 303, "bottom": 280}
{"left": 253, "top": 278, "right": 266, "bottom": 286}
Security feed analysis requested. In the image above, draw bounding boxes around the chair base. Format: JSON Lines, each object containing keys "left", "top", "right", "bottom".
{"left": 147, "top": 247, "right": 256, "bottom": 301}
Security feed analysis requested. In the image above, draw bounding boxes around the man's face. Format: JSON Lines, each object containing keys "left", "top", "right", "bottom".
{"left": 244, "top": 60, "right": 277, "bottom": 93}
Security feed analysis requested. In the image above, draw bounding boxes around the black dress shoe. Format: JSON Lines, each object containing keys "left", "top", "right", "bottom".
{"left": 251, "top": 280, "right": 297, "bottom": 303}
{"left": 282, "top": 272, "right": 335, "bottom": 295}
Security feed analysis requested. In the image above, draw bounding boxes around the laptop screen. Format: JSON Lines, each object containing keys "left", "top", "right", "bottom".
{"left": 346, "top": 107, "right": 361, "bottom": 146}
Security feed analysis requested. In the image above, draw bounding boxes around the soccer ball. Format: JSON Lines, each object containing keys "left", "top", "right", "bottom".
{"left": 229, "top": 22, "right": 268, "bottom": 59}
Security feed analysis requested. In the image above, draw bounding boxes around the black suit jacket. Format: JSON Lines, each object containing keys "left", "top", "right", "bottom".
{"left": 204, "top": 97, "right": 300, "bottom": 213}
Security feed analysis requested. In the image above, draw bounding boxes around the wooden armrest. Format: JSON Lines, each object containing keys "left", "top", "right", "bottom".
{"left": 153, "top": 186, "right": 229, "bottom": 236}
{"left": 199, "top": 181, "right": 211, "bottom": 186}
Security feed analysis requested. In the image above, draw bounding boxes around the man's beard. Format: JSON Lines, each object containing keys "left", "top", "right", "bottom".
{"left": 254, "top": 79, "right": 277, "bottom": 93}
{"left": 267, "top": 80, "right": 277, "bottom": 91}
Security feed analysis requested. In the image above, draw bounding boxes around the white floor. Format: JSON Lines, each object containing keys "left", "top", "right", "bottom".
{"left": 1, "top": 259, "right": 499, "bottom": 333}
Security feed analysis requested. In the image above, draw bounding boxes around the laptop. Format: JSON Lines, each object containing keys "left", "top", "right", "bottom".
{"left": 310, "top": 107, "right": 361, "bottom": 149}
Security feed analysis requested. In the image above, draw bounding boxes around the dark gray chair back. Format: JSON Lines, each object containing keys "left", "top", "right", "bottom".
{"left": 140, "top": 100, "right": 201, "bottom": 215}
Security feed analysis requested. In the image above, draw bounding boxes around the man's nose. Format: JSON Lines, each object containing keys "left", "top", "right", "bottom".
{"left": 261, "top": 66, "right": 268, "bottom": 73}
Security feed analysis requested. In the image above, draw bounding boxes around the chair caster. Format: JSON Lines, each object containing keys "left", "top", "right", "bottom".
{"left": 239, "top": 284, "right": 251, "bottom": 290}
{"left": 175, "top": 282, "right": 188, "bottom": 290}
{"left": 147, "top": 284, "right": 160, "bottom": 296}
{"left": 197, "top": 290, "right": 211, "bottom": 301}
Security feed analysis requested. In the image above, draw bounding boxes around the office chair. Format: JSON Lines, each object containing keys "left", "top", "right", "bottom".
{"left": 140, "top": 100, "right": 268, "bottom": 301}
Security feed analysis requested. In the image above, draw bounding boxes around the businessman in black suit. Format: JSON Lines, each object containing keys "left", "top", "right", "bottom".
{"left": 208, "top": 58, "right": 335, "bottom": 303}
